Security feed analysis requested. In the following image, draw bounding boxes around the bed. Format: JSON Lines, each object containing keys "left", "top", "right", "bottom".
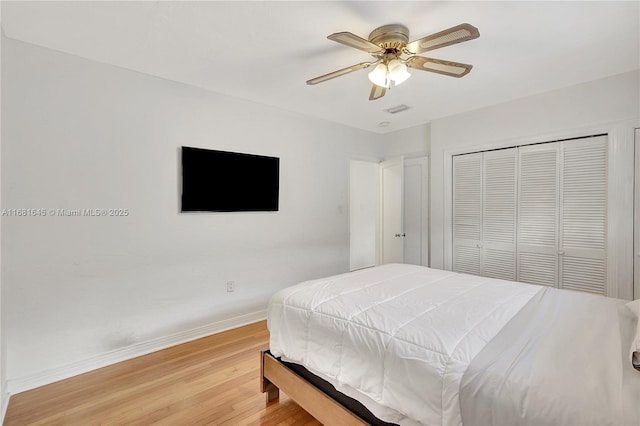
{"left": 261, "top": 263, "right": 640, "bottom": 425}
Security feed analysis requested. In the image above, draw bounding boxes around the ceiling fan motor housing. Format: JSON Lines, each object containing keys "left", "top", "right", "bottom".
{"left": 368, "top": 24, "right": 410, "bottom": 51}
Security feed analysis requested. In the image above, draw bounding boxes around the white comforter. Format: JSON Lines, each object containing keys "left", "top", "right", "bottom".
{"left": 460, "top": 286, "right": 640, "bottom": 426}
{"left": 268, "top": 264, "right": 542, "bottom": 425}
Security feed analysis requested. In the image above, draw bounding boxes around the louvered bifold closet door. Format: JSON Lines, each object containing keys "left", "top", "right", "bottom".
{"left": 482, "top": 149, "right": 517, "bottom": 280}
{"left": 453, "top": 153, "right": 482, "bottom": 275}
{"left": 559, "top": 136, "right": 607, "bottom": 294}
{"left": 517, "top": 144, "right": 559, "bottom": 287}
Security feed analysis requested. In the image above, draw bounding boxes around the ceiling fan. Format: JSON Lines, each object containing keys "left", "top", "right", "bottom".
{"left": 306, "top": 23, "right": 480, "bottom": 100}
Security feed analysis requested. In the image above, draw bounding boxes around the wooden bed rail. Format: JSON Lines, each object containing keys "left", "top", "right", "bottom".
{"left": 260, "top": 349, "right": 367, "bottom": 425}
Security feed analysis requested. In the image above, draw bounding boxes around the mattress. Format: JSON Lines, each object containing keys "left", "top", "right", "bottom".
{"left": 268, "top": 264, "right": 542, "bottom": 425}
{"left": 268, "top": 264, "right": 640, "bottom": 425}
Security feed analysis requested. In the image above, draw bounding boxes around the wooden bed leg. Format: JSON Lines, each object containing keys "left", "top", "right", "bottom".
{"left": 260, "top": 349, "right": 280, "bottom": 402}
{"left": 264, "top": 382, "right": 280, "bottom": 402}
{"left": 259, "top": 348, "right": 367, "bottom": 425}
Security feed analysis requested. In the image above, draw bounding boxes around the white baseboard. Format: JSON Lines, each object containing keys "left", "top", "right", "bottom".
{"left": 1, "top": 382, "right": 9, "bottom": 424}
{"left": 8, "top": 310, "right": 267, "bottom": 395}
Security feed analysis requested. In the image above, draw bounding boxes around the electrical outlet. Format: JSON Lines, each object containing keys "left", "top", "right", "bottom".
{"left": 226, "top": 281, "right": 235, "bottom": 292}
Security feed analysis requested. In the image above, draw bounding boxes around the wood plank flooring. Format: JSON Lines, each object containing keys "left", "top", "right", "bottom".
{"left": 4, "top": 321, "right": 321, "bottom": 425}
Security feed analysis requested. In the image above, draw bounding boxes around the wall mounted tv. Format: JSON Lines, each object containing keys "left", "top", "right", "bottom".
{"left": 181, "top": 146, "right": 280, "bottom": 212}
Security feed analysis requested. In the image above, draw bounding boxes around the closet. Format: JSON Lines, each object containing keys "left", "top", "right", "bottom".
{"left": 453, "top": 135, "right": 607, "bottom": 294}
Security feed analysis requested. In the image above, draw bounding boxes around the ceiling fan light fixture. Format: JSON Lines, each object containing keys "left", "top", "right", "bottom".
{"left": 387, "top": 59, "right": 411, "bottom": 86}
{"left": 368, "top": 63, "right": 390, "bottom": 88}
{"left": 368, "top": 59, "right": 411, "bottom": 88}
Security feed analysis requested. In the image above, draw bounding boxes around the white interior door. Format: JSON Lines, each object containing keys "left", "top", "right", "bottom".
{"left": 349, "top": 160, "right": 379, "bottom": 271}
{"left": 453, "top": 149, "right": 517, "bottom": 279}
{"left": 482, "top": 148, "right": 517, "bottom": 280}
{"left": 517, "top": 144, "right": 560, "bottom": 287}
{"left": 559, "top": 136, "right": 607, "bottom": 294}
{"left": 380, "top": 157, "right": 404, "bottom": 264}
{"left": 452, "top": 153, "right": 482, "bottom": 275}
{"left": 403, "top": 157, "right": 429, "bottom": 266}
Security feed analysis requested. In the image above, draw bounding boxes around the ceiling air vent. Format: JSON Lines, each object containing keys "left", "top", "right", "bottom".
{"left": 385, "top": 104, "right": 411, "bottom": 114}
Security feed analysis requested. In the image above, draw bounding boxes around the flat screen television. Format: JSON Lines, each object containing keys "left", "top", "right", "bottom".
{"left": 181, "top": 146, "right": 280, "bottom": 212}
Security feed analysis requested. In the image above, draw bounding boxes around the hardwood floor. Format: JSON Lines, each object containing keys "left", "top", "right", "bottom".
{"left": 4, "top": 321, "right": 321, "bottom": 425}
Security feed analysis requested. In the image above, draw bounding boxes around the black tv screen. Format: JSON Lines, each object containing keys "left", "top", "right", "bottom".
{"left": 181, "top": 147, "right": 279, "bottom": 212}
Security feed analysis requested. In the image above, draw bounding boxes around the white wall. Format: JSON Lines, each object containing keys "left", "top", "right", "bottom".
{"left": 1, "top": 36, "right": 383, "bottom": 391}
{"left": 349, "top": 160, "right": 379, "bottom": 271}
{"left": 430, "top": 71, "right": 640, "bottom": 281}
{"left": 382, "top": 123, "right": 430, "bottom": 160}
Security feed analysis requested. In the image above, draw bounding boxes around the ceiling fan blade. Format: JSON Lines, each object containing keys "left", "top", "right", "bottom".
{"left": 327, "top": 32, "right": 384, "bottom": 54}
{"left": 306, "top": 62, "right": 372, "bottom": 85}
{"left": 369, "top": 84, "right": 386, "bottom": 101}
{"left": 405, "top": 23, "right": 479, "bottom": 54}
{"left": 407, "top": 57, "right": 473, "bottom": 78}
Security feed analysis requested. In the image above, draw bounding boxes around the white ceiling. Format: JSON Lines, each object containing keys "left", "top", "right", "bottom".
{"left": 2, "top": 1, "right": 639, "bottom": 134}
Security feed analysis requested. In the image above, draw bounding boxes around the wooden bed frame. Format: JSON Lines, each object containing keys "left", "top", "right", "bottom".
{"left": 260, "top": 349, "right": 368, "bottom": 425}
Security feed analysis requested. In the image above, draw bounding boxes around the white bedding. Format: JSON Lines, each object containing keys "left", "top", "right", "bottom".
{"left": 268, "top": 264, "right": 542, "bottom": 425}
{"left": 460, "top": 286, "right": 640, "bottom": 426}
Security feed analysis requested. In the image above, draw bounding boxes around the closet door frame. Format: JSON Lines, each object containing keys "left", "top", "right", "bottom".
{"left": 443, "top": 120, "right": 637, "bottom": 299}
